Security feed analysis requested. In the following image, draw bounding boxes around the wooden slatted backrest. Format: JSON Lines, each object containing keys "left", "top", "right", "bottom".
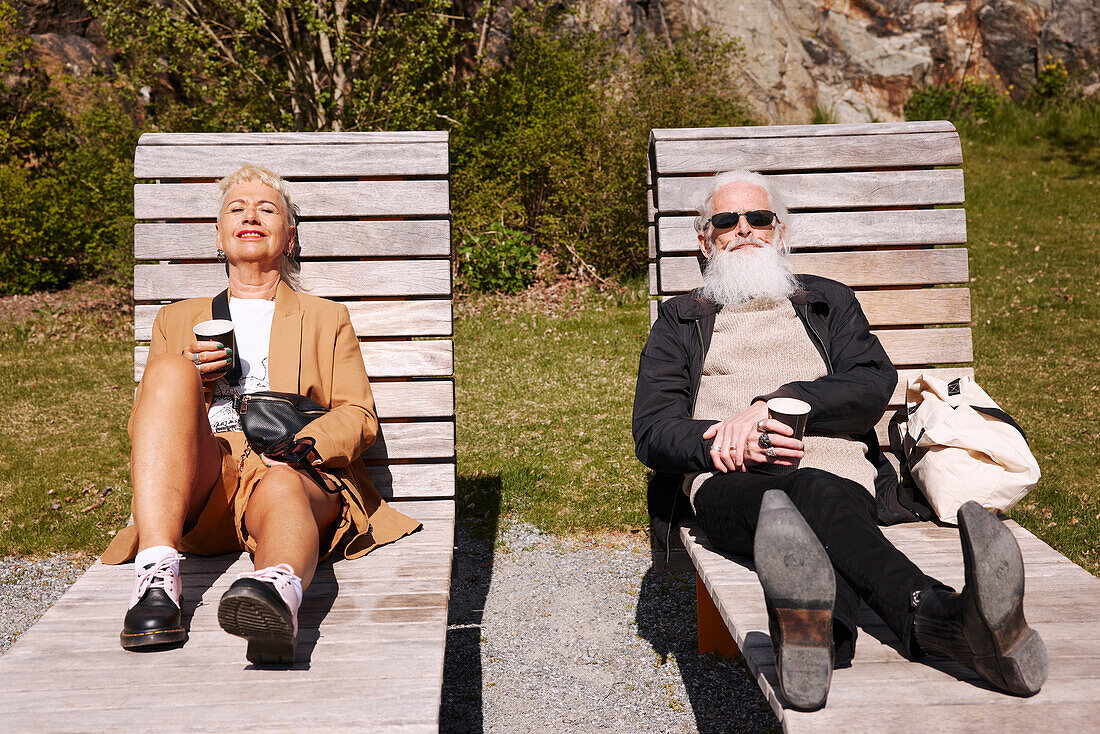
{"left": 133, "top": 132, "right": 454, "bottom": 503}
{"left": 647, "top": 121, "right": 974, "bottom": 447}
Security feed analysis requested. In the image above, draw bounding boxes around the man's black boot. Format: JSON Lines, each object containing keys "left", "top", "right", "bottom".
{"left": 754, "top": 490, "right": 835, "bottom": 711}
{"left": 913, "top": 501, "right": 1048, "bottom": 696}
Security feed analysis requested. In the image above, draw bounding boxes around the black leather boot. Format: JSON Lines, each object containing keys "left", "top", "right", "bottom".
{"left": 217, "top": 564, "right": 300, "bottom": 665}
{"left": 754, "top": 490, "right": 835, "bottom": 711}
{"left": 120, "top": 589, "right": 186, "bottom": 649}
{"left": 913, "top": 501, "right": 1048, "bottom": 696}
{"left": 120, "top": 555, "right": 187, "bottom": 650}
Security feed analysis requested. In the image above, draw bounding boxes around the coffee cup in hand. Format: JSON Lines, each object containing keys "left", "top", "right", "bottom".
{"left": 193, "top": 319, "right": 235, "bottom": 379}
{"left": 766, "top": 397, "right": 811, "bottom": 442}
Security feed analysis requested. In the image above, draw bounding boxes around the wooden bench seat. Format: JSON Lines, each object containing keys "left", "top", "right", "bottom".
{"left": 647, "top": 122, "right": 1100, "bottom": 730}
{"left": 0, "top": 132, "right": 456, "bottom": 731}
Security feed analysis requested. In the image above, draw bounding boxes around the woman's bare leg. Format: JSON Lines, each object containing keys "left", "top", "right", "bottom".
{"left": 129, "top": 353, "right": 223, "bottom": 550}
{"left": 243, "top": 467, "right": 342, "bottom": 588}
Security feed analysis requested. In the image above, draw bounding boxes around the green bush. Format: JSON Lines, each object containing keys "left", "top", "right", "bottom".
{"left": 904, "top": 76, "right": 1006, "bottom": 124}
{"left": 1032, "top": 57, "right": 1071, "bottom": 107}
{"left": 451, "top": 13, "right": 755, "bottom": 286}
{"left": 0, "top": 2, "right": 141, "bottom": 294}
{"left": 456, "top": 222, "right": 539, "bottom": 294}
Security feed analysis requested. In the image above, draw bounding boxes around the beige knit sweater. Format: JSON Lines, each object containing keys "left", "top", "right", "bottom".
{"left": 684, "top": 298, "right": 876, "bottom": 509}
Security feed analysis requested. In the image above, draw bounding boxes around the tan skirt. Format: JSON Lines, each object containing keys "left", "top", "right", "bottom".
{"left": 100, "top": 431, "right": 348, "bottom": 565}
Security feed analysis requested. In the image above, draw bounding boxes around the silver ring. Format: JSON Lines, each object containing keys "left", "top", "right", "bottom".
{"left": 765, "top": 446, "right": 777, "bottom": 460}
{"left": 758, "top": 432, "right": 773, "bottom": 449}
{"left": 192, "top": 352, "right": 201, "bottom": 365}
{"left": 756, "top": 419, "right": 767, "bottom": 432}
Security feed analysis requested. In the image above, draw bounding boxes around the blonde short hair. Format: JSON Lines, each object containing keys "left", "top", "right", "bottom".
{"left": 217, "top": 164, "right": 301, "bottom": 290}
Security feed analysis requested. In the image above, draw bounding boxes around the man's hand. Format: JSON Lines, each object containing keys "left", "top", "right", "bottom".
{"left": 702, "top": 401, "right": 804, "bottom": 473}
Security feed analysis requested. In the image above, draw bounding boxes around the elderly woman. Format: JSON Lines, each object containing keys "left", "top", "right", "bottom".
{"left": 103, "top": 164, "right": 420, "bottom": 663}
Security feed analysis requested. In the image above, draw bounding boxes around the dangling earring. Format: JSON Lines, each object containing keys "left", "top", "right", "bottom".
{"left": 216, "top": 248, "right": 227, "bottom": 262}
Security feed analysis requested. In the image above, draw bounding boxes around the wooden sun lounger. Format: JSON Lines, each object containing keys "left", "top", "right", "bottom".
{"left": 646, "top": 121, "right": 1100, "bottom": 731}
{"left": 0, "top": 132, "right": 456, "bottom": 732}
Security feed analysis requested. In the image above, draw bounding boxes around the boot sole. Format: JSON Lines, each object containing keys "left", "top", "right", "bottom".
{"left": 217, "top": 586, "right": 296, "bottom": 664}
{"left": 958, "top": 502, "right": 1049, "bottom": 696}
{"left": 119, "top": 626, "right": 187, "bottom": 650}
{"left": 755, "top": 490, "right": 835, "bottom": 711}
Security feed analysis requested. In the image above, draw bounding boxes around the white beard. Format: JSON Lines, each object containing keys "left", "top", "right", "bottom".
{"left": 699, "top": 239, "right": 799, "bottom": 306}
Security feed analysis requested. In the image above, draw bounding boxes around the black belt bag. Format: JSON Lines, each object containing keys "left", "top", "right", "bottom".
{"left": 234, "top": 391, "right": 343, "bottom": 495}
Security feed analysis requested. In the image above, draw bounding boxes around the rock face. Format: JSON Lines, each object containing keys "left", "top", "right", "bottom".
{"left": 10, "top": 0, "right": 1099, "bottom": 123}
{"left": 14, "top": 0, "right": 114, "bottom": 82}
{"left": 621, "top": 0, "right": 1100, "bottom": 122}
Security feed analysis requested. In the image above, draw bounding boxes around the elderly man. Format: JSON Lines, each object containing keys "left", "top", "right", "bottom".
{"left": 632, "top": 170, "right": 1048, "bottom": 710}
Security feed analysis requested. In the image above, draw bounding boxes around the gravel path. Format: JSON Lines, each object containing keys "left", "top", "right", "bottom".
{"left": 1, "top": 554, "right": 91, "bottom": 653}
{"left": 1, "top": 523, "right": 778, "bottom": 733}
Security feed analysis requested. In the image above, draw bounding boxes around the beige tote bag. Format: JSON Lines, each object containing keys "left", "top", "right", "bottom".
{"left": 893, "top": 374, "right": 1040, "bottom": 525}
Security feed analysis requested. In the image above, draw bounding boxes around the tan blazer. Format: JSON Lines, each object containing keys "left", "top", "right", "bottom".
{"left": 102, "top": 282, "right": 421, "bottom": 563}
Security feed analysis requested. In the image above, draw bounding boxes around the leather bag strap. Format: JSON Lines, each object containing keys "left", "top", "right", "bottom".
{"left": 210, "top": 288, "right": 242, "bottom": 386}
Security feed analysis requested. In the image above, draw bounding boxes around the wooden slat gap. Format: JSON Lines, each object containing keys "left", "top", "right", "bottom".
{"left": 366, "top": 376, "right": 454, "bottom": 384}
{"left": 136, "top": 214, "right": 453, "bottom": 225}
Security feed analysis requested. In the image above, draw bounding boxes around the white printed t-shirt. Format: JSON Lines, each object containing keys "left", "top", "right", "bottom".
{"left": 207, "top": 297, "right": 276, "bottom": 433}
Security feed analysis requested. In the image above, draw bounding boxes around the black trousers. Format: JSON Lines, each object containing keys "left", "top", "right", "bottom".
{"left": 692, "top": 467, "right": 939, "bottom": 666}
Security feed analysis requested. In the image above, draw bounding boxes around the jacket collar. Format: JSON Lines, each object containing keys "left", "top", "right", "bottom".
{"left": 267, "top": 281, "right": 303, "bottom": 394}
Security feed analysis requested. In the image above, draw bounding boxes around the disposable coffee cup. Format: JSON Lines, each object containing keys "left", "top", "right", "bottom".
{"left": 767, "top": 397, "right": 810, "bottom": 441}
{"left": 193, "top": 319, "right": 235, "bottom": 379}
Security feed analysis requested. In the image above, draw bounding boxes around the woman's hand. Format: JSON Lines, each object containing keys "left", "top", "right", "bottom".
{"left": 702, "top": 401, "right": 804, "bottom": 473}
{"left": 183, "top": 340, "right": 233, "bottom": 382}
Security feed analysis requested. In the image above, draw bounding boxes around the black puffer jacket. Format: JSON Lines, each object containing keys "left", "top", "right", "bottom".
{"left": 632, "top": 274, "right": 900, "bottom": 525}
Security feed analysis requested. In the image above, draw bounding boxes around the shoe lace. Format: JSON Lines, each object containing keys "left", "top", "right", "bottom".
{"left": 236, "top": 563, "right": 299, "bottom": 585}
{"left": 135, "top": 552, "right": 185, "bottom": 598}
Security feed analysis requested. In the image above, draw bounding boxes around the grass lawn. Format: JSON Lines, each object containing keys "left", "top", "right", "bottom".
{"left": 0, "top": 114, "right": 1096, "bottom": 575}
{"left": 961, "top": 108, "right": 1100, "bottom": 573}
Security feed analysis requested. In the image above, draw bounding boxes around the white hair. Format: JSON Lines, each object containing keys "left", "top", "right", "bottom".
{"left": 217, "top": 163, "right": 302, "bottom": 291}
{"left": 698, "top": 238, "right": 799, "bottom": 306}
{"left": 694, "top": 170, "right": 791, "bottom": 255}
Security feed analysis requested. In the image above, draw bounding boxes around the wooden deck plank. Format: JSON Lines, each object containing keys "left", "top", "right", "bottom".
{"left": 781, "top": 703, "right": 1100, "bottom": 734}
{"left": 136, "top": 340, "right": 454, "bottom": 380}
{"left": 656, "top": 209, "right": 967, "bottom": 251}
{"left": 680, "top": 519, "right": 1100, "bottom": 730}
{"left": 650, "top": 121, "right": 957, "bottom": 141}
{"left": 654, "top": 170, "right": 965, "bottom": 213}
{"left": 135, "top": 141, "right": 449, "bottom": 178}
{"left": 652, "top": 132, "right": 962, "bottom": 175}
{"left": 0, "top": 498, "right": 454, "bottom": 732}
{"left": 135, "top": 220, "right": 451, "bottom": 260}
{"left": 658, "top": 249, "right": 970, "bottom": 292}
{"left": 136, "top": 299, "right": 454, "bottom": 340}
{"left": 135, "top": 180, "right": 449, "bottom": 219}
{"left": 138, "top": 131, "right": 448, "bottom": 145}
{"left": 134, "top": 260, "right": 452, "bottom": 301}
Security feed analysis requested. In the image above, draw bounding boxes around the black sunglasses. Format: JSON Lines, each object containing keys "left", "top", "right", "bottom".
{"left": 707, "top": 210, "right": 778, "bottom": 229}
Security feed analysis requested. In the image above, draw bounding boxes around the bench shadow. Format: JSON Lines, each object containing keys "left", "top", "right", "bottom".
{"left": 280, "top": 560, "right": 339, "bottom": 669}
{"left": 439, "top": 473, "right": 502, "bottom": 734}
{"left": 635, "top": 562, "right": 780, "bottom": 734}
{"left": 176, "top": 553, "right": 241, "bottom": 648}
{"left": 855, "top": 609, "right": 988, "bottom": 688}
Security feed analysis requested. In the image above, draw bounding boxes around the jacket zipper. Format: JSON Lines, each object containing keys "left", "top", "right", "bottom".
{"left": 691, "top": 320, "right": 706, "bottom": 415}
{"left": 798, "top": 304, "right": 834, "bottom": 375}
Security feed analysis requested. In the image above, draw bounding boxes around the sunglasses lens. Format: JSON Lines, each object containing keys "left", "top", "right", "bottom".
{"left": 745, "top": 210, "right": 775, "bottom": 227}
{"left": 710, "top": 211, "right": 776, "bottom": 229}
